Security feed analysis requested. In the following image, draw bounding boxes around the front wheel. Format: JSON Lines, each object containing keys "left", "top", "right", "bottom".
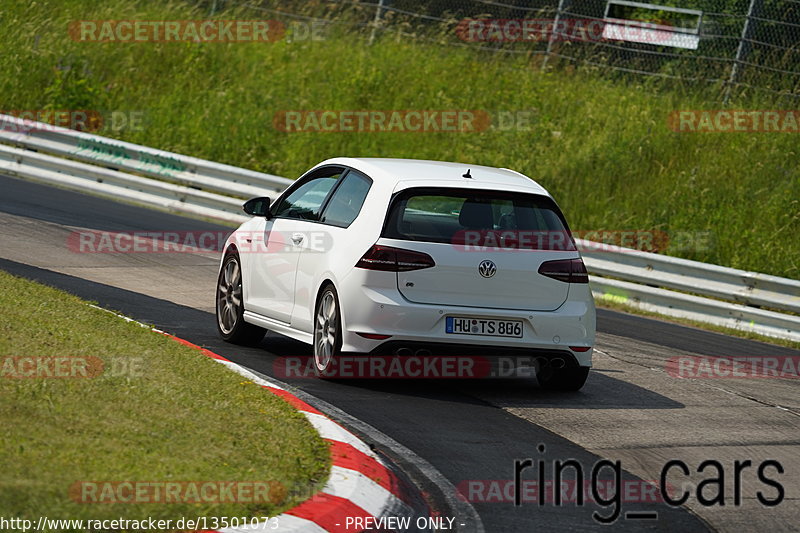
{"left": 313, "top": 284, "right": 342, "bottom": 378}
{"left": 216, "top": 252, "right": 265, "bottom": 345}
{"left": 537, "top": 366, "right": 590, "bottom": 391}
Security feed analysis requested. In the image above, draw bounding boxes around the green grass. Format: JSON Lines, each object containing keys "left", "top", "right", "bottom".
{"left": 1, "top": 0, "right": 798, "bottom": 279}
{"left": 0, "top": 271, "right": 329, "bottom": 526}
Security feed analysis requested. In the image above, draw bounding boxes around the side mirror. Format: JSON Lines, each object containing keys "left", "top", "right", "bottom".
{"left": 243, "top": 197, "right": 271, "bottom": 218}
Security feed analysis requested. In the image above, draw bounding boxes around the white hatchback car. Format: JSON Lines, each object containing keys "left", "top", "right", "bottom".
{"left": 216, "top": 158, "right": 595, "bottom": 390}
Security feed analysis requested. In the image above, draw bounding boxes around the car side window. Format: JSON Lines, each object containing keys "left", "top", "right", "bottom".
{"left": 320, "top": 170, "right": 372, "bottom": 228}
{"left": 273, "top": 172, "right": 342, "bottom": 221}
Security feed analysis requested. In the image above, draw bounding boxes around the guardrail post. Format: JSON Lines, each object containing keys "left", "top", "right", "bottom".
{"left": 543, "top": 0, "right": 568, "bottom": 69}
{"left": 724, "top": 0, "right": 761, "bottom": 103}
{"left": 369, "top": 0, "right": 389, "bottom": 44}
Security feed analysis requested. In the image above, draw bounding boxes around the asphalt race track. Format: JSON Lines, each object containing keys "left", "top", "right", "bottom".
{"left": 1, "top": 174, "right": 798, "bottom": 533}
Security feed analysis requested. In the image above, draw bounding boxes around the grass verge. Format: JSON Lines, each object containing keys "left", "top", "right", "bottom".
{"left": 0, "top": 270, "right": 329, "bottom": 526}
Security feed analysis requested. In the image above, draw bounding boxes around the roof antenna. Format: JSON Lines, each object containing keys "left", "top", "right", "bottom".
{"left": 462, "top": 169, "right": 472, "bottom": 179}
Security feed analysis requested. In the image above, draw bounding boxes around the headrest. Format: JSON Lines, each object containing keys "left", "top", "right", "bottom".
{"left": 458, "top": 199, "right": 493, "bottom": 229}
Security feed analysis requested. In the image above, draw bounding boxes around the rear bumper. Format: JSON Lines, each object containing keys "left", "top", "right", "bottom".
{"left": 339, "top": 279, "right": 596, "bottom": 367}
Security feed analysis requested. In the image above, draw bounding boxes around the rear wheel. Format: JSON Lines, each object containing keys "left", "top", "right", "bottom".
{"left": 538, "top": 366, "right": 590, "bottom": 391}
{"left": 313, "top": 284, "right": 342, "bottom": 378}
{"left": 216, "top": 251, "right": 265, "bottom": 345}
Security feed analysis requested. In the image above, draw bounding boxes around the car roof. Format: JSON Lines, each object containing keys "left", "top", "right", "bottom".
{"left": 314, "top": 157, "right": 550, "bottom": 196}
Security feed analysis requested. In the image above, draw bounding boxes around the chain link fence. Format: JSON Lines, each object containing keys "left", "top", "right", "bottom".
{"left": 226, "top": 0, "right": 799, "bottom": 101}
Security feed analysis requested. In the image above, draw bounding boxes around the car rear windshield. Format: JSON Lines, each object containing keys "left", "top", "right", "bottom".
{"left": 382, "top": 188, "right": 576, "bottom": 251}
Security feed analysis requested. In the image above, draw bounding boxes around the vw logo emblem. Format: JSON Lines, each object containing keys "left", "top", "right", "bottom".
{"left": 478, "top": 260, "right": 497, "bottom": 278}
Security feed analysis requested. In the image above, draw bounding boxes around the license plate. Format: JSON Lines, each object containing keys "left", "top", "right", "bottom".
{"left": 445, "top": 316, "right": 523, "bottom": 338}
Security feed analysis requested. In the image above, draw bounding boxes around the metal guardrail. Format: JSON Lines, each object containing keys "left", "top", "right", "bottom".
{"left": 0, "top": 114, "right": 291, "bottom": 202}
{"left": 578, "top": 240, "right": 800, "bottom": 342}
{"left": 578, "top": 251, "right": 800, "bottom": 342}
{"left": 0, "top": 143, "right": 248, "bottom": 224}
{"left": 0, "top": 113, "right": 798, "bottom": 343}
{"left": 589, "top": 277, "right": 800, "bottom": 342}
{"left": 579, "top": 240, "right": 800, "bottom": 315}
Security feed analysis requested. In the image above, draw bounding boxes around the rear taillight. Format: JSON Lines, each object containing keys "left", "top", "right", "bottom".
{"left": 538, "top": 258, "right": 589, "bottom": 283}
{"left": 356, "top": 244, "right": 435, "bottom": 272}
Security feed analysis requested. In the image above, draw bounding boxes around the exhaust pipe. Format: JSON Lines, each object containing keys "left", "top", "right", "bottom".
{"left": 415, "top": 348, "right": 432, "bottom": 357}
{"left": 395, "top": 347, "right": 413, "bottom": 356}
{"left": 551, "top": 357, "right": 566, "bottom": 369}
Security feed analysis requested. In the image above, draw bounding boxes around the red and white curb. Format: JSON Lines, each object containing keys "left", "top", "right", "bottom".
{"left": 91, "top": 306, "right": 433, "bottom": 533}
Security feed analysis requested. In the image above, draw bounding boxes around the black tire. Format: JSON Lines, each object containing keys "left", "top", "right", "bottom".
{"left": 313, "top": 283, "right": 343, "bottom": 379}
{"left": 538, "top": 366, "right": 590, "bottom": 391}
{"left": 216, "top": 251, "right": 265, "bottom": 345}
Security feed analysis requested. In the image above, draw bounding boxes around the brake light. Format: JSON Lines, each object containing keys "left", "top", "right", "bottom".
{"left": 356, "top": 244, "right": 435, "bottom": 272}
{"left": 538, "top": 258, "right": 589, "bottom": 283}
